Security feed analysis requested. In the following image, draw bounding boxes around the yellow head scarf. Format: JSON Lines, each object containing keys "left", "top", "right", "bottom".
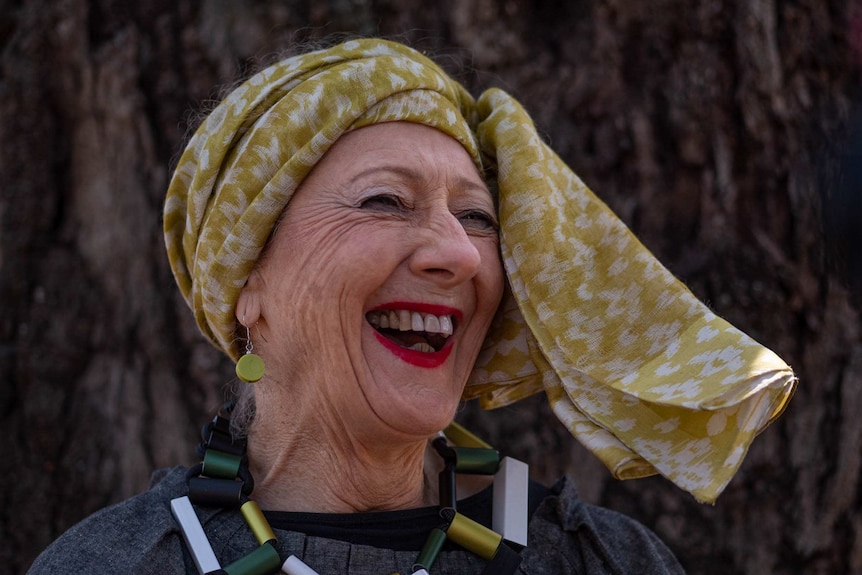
{"left": 165, "top": 38, "right": 796, "bottom": 503}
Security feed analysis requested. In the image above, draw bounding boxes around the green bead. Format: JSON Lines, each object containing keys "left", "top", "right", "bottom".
{"left": 236, "top": 353, "right": 265, "bottom": 383}
{"left": 414, "top": 527, "right": 447, "bottom": 570}
{"left": 202, "top": 448, "right": 242, "bottom": 479}
{"left": 223, "top": 543, "right": 281, "bottom": 575}
{"left": 454, "top": 447, "right": 500, "bottom": 475}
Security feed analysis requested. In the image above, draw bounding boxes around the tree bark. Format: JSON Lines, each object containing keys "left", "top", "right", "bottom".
{"left": 2, "top": 1, "right": 859, "bottom": 573}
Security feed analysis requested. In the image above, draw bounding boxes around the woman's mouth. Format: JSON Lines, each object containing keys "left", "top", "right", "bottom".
{"left": 365, "top": 306, "right": 459, "bottom": 367}
{"left": 365, "top": 309, "right": 454, "bottom": 352}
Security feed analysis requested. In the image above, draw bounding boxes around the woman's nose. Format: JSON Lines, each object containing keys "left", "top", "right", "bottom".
{"left": 409, "top": 211, "right": 483, "bottom": 286}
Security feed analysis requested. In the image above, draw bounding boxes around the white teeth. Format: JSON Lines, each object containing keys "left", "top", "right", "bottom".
{"left": 439, "top": 315, "right": 453, "bottom": 336}
{"left": 424, "top": 315, "right": 440, "bottom": 333}
{"left": 398, "top": 310, "right": 411, "bottom": 332}
{"left": 366, "top": 310, "right": 455, "bottom": 335}
{"left": 411, "top": 311, "right": 424, "bottom": 331}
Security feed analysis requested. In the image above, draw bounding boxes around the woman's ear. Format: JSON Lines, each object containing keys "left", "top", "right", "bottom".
{"left": 235, "top": 270, "right": 263, "bottom": 326}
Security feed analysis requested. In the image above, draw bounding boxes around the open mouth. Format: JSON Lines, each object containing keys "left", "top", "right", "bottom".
{"left": 365, "top": 309, "right": 455, "bottom": 353}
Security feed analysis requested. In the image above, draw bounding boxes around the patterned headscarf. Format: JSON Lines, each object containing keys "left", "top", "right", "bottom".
{"left": 165, "top": 38, "right": 796, "bottom": 503}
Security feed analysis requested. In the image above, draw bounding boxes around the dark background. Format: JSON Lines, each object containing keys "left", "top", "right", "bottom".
{"left": 2, "top": 1, "right": 861, "bottom": 573}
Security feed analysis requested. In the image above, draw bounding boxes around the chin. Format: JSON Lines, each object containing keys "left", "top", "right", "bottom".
{"left": 373, "top": 389, "right": 461, "bottom": 438}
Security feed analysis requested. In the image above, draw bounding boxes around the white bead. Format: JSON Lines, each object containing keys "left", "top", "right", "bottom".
{"left": 493, "top": 456, "right": 530, "bottom": 547}
{"left": 281, "top": 554, "right": 321, "bottom": 575}
{"left": 170, "top": 496, "right": 221, "bottom": 575}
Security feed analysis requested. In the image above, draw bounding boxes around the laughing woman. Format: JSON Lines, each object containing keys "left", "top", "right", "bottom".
{"left": 30, "top": 39, "right": 796, "bottom": 575}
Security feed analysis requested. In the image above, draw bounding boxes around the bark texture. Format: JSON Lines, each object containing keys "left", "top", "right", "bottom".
{"left": 1, "top": 1, "right": 859, "bottom": 573}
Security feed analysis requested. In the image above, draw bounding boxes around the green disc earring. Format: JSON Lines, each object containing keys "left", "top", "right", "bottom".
{"left": 235, "top": 322, "right": 265, "bottom": 383}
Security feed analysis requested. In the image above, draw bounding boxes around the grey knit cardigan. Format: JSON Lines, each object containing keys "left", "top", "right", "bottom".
{"left": 29, "top": 467, "right": 685, "bottom": 574}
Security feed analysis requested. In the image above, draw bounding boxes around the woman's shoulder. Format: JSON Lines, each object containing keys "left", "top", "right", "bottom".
{"left": 523, "top": 476, "right": 685, "bottom": 574}
{"left": 27, "top": 466, "right": 191, "bottom": 574}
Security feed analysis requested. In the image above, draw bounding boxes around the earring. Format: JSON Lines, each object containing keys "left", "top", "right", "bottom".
{"left": 235, "top": 323, "right": 265, "bottom": 383}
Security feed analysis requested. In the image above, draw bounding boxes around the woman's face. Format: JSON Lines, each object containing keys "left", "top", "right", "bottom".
{"left": 239, "top": 122, "right": 504, "bottom": 438}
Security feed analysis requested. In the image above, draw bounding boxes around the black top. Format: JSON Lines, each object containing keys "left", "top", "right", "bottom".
{"left": 265, "top": 481, "right": 551, "bottom": 550}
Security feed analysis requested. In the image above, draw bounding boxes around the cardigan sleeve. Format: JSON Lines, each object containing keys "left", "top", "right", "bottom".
{"left": 520, "top": 477, "right": 686, "bottom": 574}
{"left": 27, "top": 468, "right": 192, "bottom": 575}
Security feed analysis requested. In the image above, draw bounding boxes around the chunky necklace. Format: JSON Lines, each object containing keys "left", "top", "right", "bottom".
{"left": 171, "top": 406, "right": 529, "bottom": 575}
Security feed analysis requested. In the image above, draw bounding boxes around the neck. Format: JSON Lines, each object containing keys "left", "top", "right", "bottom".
{"left": 247, "top": 405, "right": 441, "bottom": 514}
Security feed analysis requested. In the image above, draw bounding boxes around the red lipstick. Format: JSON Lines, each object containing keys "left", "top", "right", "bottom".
{"left": 367, "top": 302, "right": 461, "bottom": 368}
{"left": 372, "top": 331, "right": 454, "bottom": 368}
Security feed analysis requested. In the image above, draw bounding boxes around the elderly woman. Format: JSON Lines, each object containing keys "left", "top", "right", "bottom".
{"left": 30, "top": 39, "right": 795, "bottom": 575}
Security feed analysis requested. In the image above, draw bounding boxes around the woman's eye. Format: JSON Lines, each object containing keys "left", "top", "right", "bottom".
{"left": 457, "top": 210, "right": 498, "bottom": 233}
{"left": 358, "top": 193, "right": 404, "bottom": 211}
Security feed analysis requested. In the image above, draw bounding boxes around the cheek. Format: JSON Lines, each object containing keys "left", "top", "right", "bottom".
{"left": 278, "top": 229, "right": 404, "bottom": 324}
{"left": 477, "top": 243, "right": 505, "bottom": 313}
{"left": 279, "top": 221, "right": 381, "bottom": 282}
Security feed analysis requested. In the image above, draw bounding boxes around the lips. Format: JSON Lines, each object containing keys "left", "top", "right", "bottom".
{"left": 366, "top": 303, "right": 461, "bottom": 368}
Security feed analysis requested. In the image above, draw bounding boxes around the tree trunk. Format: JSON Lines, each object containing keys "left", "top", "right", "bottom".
{"left": 2, "top": 1, "right": 859, "bottom": 573}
